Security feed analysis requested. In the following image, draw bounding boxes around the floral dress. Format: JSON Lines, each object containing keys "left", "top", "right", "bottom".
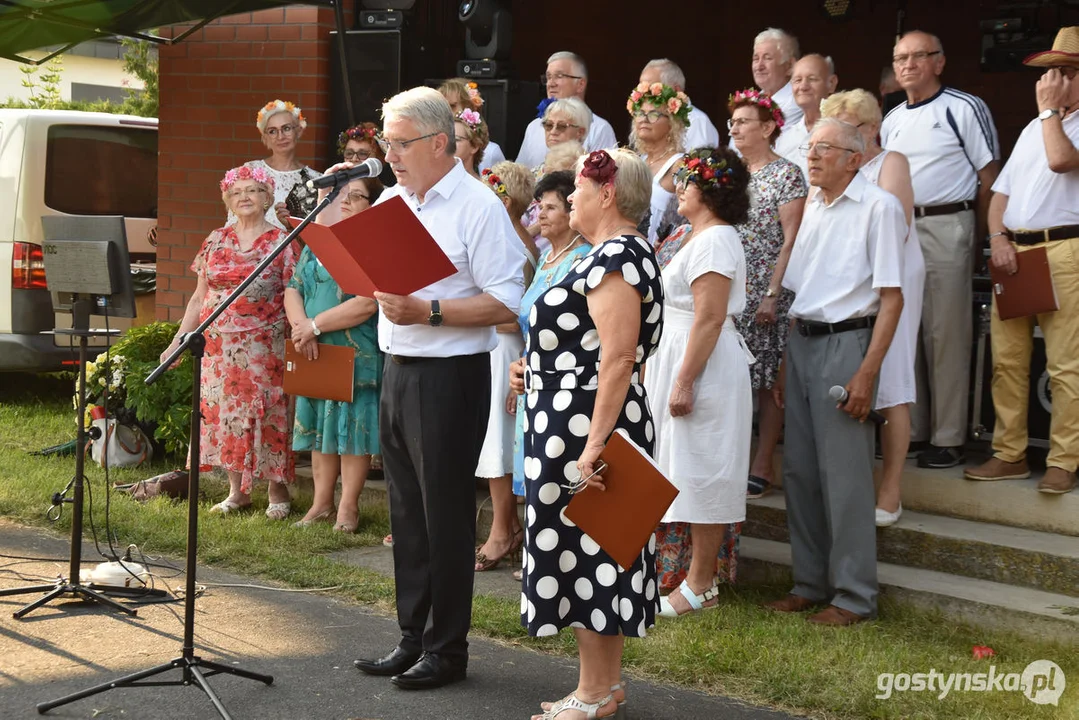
{"left": 287, "top": 246, "right": 382, "bottom": 456}
{"left": 735, "top": 158, "right": 807, "bottom": 390}
{"left": 192, "top": 226, "right": 297, "bottom": 492}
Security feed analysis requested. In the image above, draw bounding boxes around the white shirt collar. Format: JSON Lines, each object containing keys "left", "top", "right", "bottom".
{"left": 810, "top": 170, "right": 867, "bottom": 208}
{"left": 404, "top": 157, "right": 468, "bottom": 204}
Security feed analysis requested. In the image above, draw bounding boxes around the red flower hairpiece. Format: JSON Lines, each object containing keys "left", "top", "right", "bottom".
{"left": 729, "top": 88, "right": 786, "bottom": 129}
{"left": 580, "top": 150, "right": 618, "bottom": 185}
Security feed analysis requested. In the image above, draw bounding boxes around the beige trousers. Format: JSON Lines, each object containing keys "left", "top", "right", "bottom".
{"left": 990, "top": 236, "right": 1079, "bottom": 472}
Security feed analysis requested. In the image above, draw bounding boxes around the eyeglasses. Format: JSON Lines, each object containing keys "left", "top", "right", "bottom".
{"left": 799, "top": 142, "right": 858, "bottom": 155}
{"left": 542, "top": 120, "right": 579, "bottom": 132}
{"left": 342, "top": 190, "right": 371, "bottom": 204}
{"left": 226, "top": 187, "right": 266, "bottom": 198}
{"left": 375, "top": 132, "right": 437, "bottom": 154}
{"left": 1050, "top": 65, "right": 1079, "bottom": 79}
{"left": 560, "top": 460, "right": 608, "bottom": 495}
{"left": 727, "top": 118, "right": 762, "bottom": 130}
{"left": 265, "top": 124, "right": 297, "bottom": 137}
{"left": 892, "top": 50, "right": 941, "bottom": 65}
{"left": 634, "top": 110, "right": 669, "bottom": 123}
{"left": 343, "top": 148, "right": 371, "bottom": 161}
{"left": 541, "top": 72, "right": 582, "bottom": 84}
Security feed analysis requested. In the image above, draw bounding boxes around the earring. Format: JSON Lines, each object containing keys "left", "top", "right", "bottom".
{"left": 263, "top": 203, "right": 271, "bottom": 210}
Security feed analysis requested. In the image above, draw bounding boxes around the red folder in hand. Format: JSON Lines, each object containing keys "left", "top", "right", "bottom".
{"left": 290, "top": 195, "right": 456, "bottom": 298}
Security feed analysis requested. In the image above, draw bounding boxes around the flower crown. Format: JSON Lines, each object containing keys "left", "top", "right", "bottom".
{"left": 481, "top": 168, "right": 508, "bottom": 197}
{"left": 465, "top": 82, "right": 483, "bottom": 108}
{"left": 337, "top": 123, "right": 380, "bottom": 155}
{"left": 627, "top": 82, "right": 692, "bottom": 126}
{"left": 220, "top": 165, "right": 275, "bottom": 193}
{"left": 456, "top": 108, "right": 483, "bottom": 131}
{"left": 580, "top": 150, "right": 618, "bottom": 185}
{"left": 256, "top": 99, "right": 307, "bottom": 133}
{"left": 674, "top": 149, "right": 735, "bottom": 189}
{"left": 729, "top": 88, "right": 785, "bottom": 129}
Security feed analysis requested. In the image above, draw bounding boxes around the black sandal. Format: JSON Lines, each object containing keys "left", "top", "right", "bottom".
{"left": 747, "top": 475, "right": 771, "bottom": 499}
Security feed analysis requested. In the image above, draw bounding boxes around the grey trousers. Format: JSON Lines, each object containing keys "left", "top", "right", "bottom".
{"left": 910, "top": 210, "right": 975, "bottom": 447}
{"left": 783, "top": 327, "right": 879, "bottom": 617}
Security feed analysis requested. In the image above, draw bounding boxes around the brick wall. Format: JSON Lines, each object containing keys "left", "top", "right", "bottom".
{"left": 155, "top": 5, "right": 340, "bottom": 321}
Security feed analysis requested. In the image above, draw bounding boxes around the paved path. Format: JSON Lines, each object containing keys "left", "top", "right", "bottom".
{"left": 0, "top": 521, "right": 798, "bottom": 719}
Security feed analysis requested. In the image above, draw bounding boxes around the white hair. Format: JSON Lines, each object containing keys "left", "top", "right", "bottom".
{"left": 754, "top": 28, "right": 801, "bottom": 63}
{"left": 643, "top": 58, "right": 686, "bottom": 91}
{"left": 544, "top": 97, "right": 592, "bottom": 133}
{"left": 812, "top": 117, "right": 865, "bottom": 153}
{"left": 547, "top": 51, "right": 587, "bottom": 78}
{"left": 897, "top": 30, "right": 944, "bottom": 55}
{"left": 798, "top": 53, "right": 835, "bottom": 76}
{"left": 382, "top": 86, "right": 456, "bottom": 156}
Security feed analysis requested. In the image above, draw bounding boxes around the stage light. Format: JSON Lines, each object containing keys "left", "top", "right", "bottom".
{"left": 821, "top": 0, "right": 854, "bottom": 20}
{"left": 459, "top": 0, "right": 512, "bottom": 60}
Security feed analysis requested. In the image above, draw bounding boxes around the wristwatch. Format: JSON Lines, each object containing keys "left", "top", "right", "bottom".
{"left": 1038, "top": 108, "right": 1060, "bottom": 121}
{"left": 428, "top": 300, "right": 444, "bottom": 327}
{"left": 765, "top": 287, "right": 778, "bottom": 298}
{"left": 311, "top": 319, "right": 322, "bottom": 337}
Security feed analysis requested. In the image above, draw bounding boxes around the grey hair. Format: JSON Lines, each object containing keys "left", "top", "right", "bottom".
{"left": 547, "top": 51, "right": 587, "bottom": 78}
{"left": 754, "top": 28, "right": 801, "bottom": 63}
{"left": 574, "top": 148, "right": 652, "bottom": 224}
{"left": 643, "top": 58, "right": 686, "bottom": 91}
{"left": 382, "top": 86, "right": 456, "bottom": 156}
{"left": 799, "top": 53, "right": 835, "bottom": 76}
{"left": 812, "top": 117, "right": 866, "bottom": 153}
{"left": 897, "top": 30, "right": 944, "bottom": 55}
{"left": 544, "top": 97, "right": 593, "bottom": 133}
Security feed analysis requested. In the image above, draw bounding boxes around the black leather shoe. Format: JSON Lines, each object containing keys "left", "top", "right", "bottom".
{"left": 354, "top": 646, "right": 422, "bottom": 676}
{"left": 390, "top": 652, "right": 467, "bottom": 690}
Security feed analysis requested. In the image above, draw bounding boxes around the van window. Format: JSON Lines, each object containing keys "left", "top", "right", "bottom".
{"left": 45, "top": 125, "right": 157, "bottom": 218}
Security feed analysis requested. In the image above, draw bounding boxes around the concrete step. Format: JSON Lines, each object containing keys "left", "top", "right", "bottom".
{"left": 745, "top": 493, "right": 1079, "bottom": 598}
{"left": 739, "top": 536, "right": 1079, "bottom": 645}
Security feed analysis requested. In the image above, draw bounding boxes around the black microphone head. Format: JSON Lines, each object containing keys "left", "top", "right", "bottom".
{"left": 828, "top": 385, "right": 847, "bottom": 402}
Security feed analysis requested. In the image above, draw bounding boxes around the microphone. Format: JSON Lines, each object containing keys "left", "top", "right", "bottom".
{"left": 307, "top": 158, "right": 383, "bottom": 191}
{"left": 828, "top": 385, "right": 888, "bottom": 426}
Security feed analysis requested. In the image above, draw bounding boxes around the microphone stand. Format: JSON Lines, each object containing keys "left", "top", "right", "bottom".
{"left": 37, "top": 184, "right": 345, "bottom": 719}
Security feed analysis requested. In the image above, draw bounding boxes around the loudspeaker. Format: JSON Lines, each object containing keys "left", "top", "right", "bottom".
{"left": 329, "top": 30, "right": 401, "bottom": 167}
{"left": 434, "top": 77, "right": 541, "bottom": 160}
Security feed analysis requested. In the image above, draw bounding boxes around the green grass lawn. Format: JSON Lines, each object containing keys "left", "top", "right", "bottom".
{"left": 1, "top": 373, "right": 1076, "bottom": 720}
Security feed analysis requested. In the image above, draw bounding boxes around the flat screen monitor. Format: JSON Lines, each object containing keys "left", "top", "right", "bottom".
{"left": 41, "top": 215, "right": 136, "bottom": 319}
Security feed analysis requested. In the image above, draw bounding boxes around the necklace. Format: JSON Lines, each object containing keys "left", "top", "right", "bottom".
{"left": 543, "top": 235, "right": 583, "bottom": 268}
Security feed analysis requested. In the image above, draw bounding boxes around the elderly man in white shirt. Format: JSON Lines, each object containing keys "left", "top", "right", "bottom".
{"left": 515, "top": 51, "right": 617, "bottom": 168}
{"left": 965, "top": 27, "right": 1079, "bottom": 496}
{"left": 881, "top": 30, "right": 1000, "bottom": 470}
{"left": 638, "top": 57, "right": 720, "bottom": 150}
{"left": 354, "top": 87, "right": 525, "bottom": 689}
{"left": 765, "top": 118, "right": 905, "bottom": 626}
{"left": 775, "top": 54, "right": 838, "bottom": 180}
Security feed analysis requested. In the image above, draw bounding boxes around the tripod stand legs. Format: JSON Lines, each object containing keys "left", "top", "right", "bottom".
{"left": 0, "top": 579, "right": 137, "bottom": 620}
{"left": 36, "top": 655, "right": 274, "bottom": 718}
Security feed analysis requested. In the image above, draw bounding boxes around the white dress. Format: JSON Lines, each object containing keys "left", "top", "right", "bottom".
{"left": 646, "top": 154, "right": 682, "bottom": 247}
{"left": 861, "top": 150, "right": 926, "bottom": 410}
{"left": 226, "top": 159, "right": 323, "bottom": 230}
{"left": 643, "top": 225, "right": 754, "bottom": 524}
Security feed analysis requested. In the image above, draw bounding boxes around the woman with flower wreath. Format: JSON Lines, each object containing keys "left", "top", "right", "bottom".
{"left": 627, "top": 81, "right": 692, "bottom": 247}
{"left": 453, "top": 108, "right": 490, "bottom": 178}
{"left": 644, "top": 147, "right": 755, "bottom": 617}
{"left": 728, "top": 88, "right": 807, "bottom": 499}
{"left": 163, "top": 165, "right": 298, "bottom": 519}
{"left": 232, "top": 100, "right": 322, "bottom": 230}
{"left": 438, "top": 77, "right": 506, "bottom": 171}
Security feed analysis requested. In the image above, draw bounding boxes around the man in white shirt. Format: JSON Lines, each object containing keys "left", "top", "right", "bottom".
{"left": 354, "top": 87, "right": 525, "bottom": 688}
{"left": 729, "top": 28, "right": 802, "bottom": 147}
{"left": 638, "top": 57, "right": 720, "bottom": 149}
{"left": 766, "top": 119, "right": 905, "bottom": 625}
{"left": 964, "top": 28, "right": 1079, "bottom": 496}
{"left": 881, "top": 30, "right": 1000, "bottom": 469}
{"left": 515, "top": 51, "right": 617, "bottom": 168}
{"left": 775, "top": 54, "right": 838, "bottom": 180}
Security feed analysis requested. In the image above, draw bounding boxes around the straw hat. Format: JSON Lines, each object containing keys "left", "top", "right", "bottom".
{"left": 1023, "top": 26, "right": 1079, "bottom": 67}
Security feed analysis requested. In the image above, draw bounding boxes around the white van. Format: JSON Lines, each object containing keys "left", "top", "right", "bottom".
{"left": 0, "top": 109, "right": 157, "bottom": 372}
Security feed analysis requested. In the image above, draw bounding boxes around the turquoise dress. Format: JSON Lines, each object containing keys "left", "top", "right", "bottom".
{"left": 287, "top": 246, "right": 382, "bottom": 456}
{"left": 512, "top": 242, "right": 592, "bottom": 495}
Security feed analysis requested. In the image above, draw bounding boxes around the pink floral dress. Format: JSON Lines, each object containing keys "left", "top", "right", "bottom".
{"left": 192, "top": 226, "right": 297, "bottom": 493}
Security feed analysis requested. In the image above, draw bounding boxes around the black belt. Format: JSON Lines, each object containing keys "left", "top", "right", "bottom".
{"left": 1011, "top": 225, "right": 1079, "bottom": 246}
{"left": 914, "top": 200, "right": 973, "bottom": 218}
{"left": 390, "top": 354, "right": 431, "bottom": 365}
{"left": 797, "top": 316, "right": 876, "bottom": 337}
{"left": 390, "top": 352, "right": 486, "bottom": 365}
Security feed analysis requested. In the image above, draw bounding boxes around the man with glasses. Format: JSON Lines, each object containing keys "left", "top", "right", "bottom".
{"left": 775, "top": 54, "right": 839, "bottom": 181}
{"left": 639, "top": 57, "right": 720, "bottom": 149}
{"left": 964, "top": 27, "right": 1079, "bottom": 495}
{"left": 353, "top": 87, "right": 525, "bottom": 689}
{"left": 766, "top": 118, "right": 906, "bottom": 626}
{"left": 515, "top": 51, "right": 617, "bottom": 168}
{"left": 881, "top": 30, "right": 1001, "bottom": 469}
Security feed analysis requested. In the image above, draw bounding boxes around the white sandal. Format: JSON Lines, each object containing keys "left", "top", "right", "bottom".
{"left": 209, "top": 498, "right": 250, "bottom": 514}
{"left": 537, "top": 692, "right": 615, "bottom": 719}
{"left": 658, "top": 579, "right": 720, "bottom": 617}
{"left": 265, "top": 502, "right": 291, "bottom": 521}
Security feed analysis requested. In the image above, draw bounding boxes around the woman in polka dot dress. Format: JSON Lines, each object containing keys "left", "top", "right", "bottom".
{"left": 511, "top": 149, "right": 664, "bottom": 720}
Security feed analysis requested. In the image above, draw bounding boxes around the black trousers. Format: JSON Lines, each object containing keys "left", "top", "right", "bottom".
{"left": 379, "top": 352, "right": 490, "bottom": 660}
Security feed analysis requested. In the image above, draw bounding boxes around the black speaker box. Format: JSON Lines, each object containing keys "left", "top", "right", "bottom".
{"left": 328, "top": 30, "right": 402, "bottom": 171}
{"left": 427, "top": 77, "right": 542, "bottom": 160}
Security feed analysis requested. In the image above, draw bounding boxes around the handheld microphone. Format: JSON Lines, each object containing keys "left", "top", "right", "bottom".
{"left": 828, "top": 385, "right": 888, "bottom": 426}
{"left": 307, "top": 158, "right": 383, "bottom": 191}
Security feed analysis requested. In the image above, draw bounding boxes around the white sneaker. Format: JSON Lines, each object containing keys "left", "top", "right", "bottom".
{"left": 875, "top": 504, "right": 902, "bottom": 527}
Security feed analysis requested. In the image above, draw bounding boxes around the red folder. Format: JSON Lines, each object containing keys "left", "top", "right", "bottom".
{"left": 291, "top": 195, "right": 456, "bottom": 298}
